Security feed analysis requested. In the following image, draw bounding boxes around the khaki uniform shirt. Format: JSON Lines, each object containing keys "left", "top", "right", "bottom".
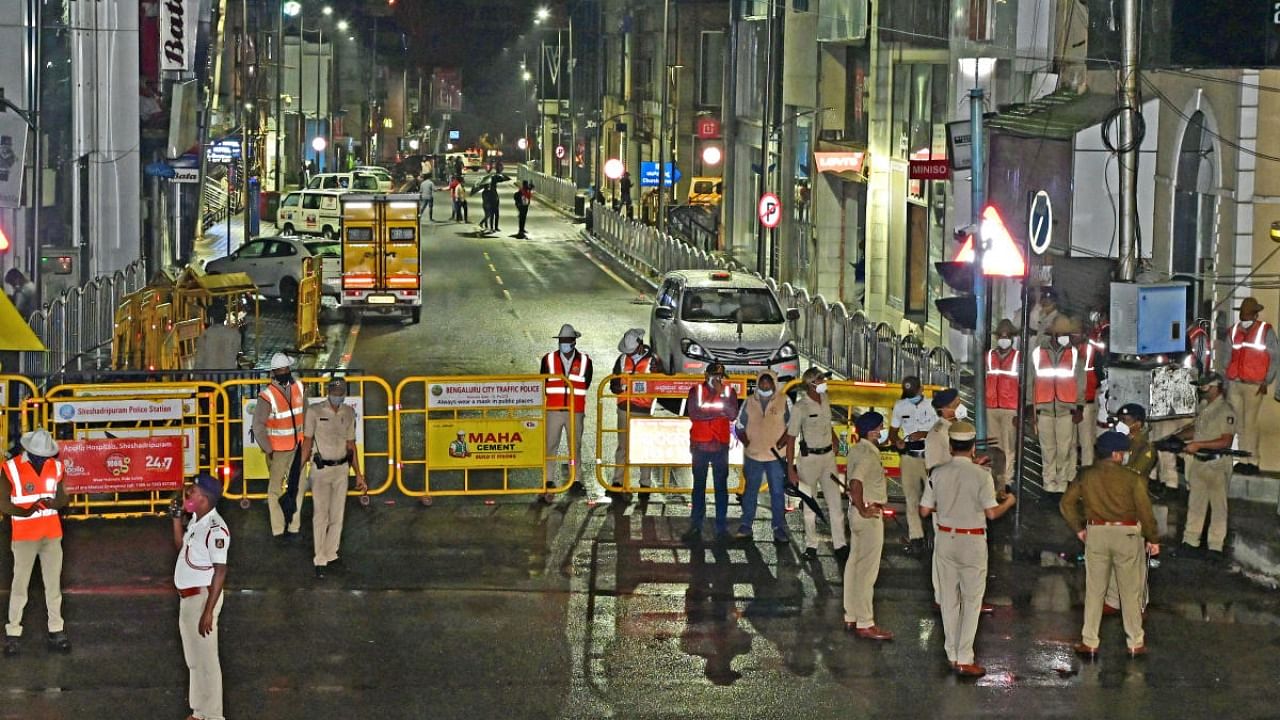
{"left": 846, "top": 438, "right": 887, "bottom": 504}
{"left": 921, "top": 457, "right": 997, "bottom": 529}
{"left": 1125, "top": 426, "right": 1157, "bottom": 479}
{"left": 1192, "top": 394, "right": 1236, "bottom": 468}
{"left": 303, "top": 400, "right": 357, "bottom": 461}
{"left": 787, "top": 394, "right": 834, "bottom": 451}
{"left": 1060, "top": 460, "right": 1159, "bottom": 543}
{"left": 924, "top": 417, "right": 954, "bottom": 471}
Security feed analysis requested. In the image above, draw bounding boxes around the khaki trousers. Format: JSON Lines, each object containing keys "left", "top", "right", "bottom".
{"left": 796, "top": 452, "right": 846, "bottom": 551}
{"left": 611, "top": 406, "right": 653, "bottom": 489}
{"left": 6, "top": 537, "right": 63, "bottom": 637}
{"left": 1151, "top": 419, "right": 1182, "bottom": 489}
{"left": 842, "top": 510, "right": 884, "bottom": 627}
{"left": 1036, "top": 409, "right": 1076, "bottom": 493}
{"left": 1103, "top": 547, "right": 1149, "bottom": 612}
{"left": 180, "top": 589, "right": 225, "bottom": 720}
{"left": 1183, "top": 458, "right": 1231, "bottom": 551}
{"left": 1228, "top": 381, "right": 1266, "bottom": 459}
{"left": 898, "top": 455, "right": 927, "bottom": 540}
{"left": 311, "top": 464, "right": 349, "bottom": 566}
{"left": 1077, "top": 403, "right": 1098, "bottom": 467}
{"left": 1082, "top": 525, "right": 1145, "bottom": 649}
{"left": 933, "top": 531, "right": 987, "bottom": 665}
{"left": 987, "top": 408, "right": 1017, "bottom": 483}
{"left": 544, "top": 410, "right": 585, "bottom": 488}
{"left": 267, "top": 448, "right": 306, "bottom": 536}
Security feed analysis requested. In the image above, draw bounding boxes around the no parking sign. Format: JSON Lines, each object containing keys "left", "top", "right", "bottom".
{"left": 758, "top": 192, "right": 782, "bottom": 229}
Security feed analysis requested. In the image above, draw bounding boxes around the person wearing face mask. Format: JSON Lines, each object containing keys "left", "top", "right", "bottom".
{"left": 843, "top": 411, "right": 893, "bottom": 641}
{"left": 1174, "top": 373, "right": 1237, "bottom": 562}
{"left": 609, "top": 329, "right": 665, "bottom": 498}
{"left": 734, "top": 370, "right": 791, "bottom": 543}
{"left": 1101, "top": 403, "right": 1158, "bottom": 616}
{"left": 889, "top": 376, "right": 937, "bottom": 554}
{"left": 924, "top": 388, "right": 967, "bottom": 472}
{"left": 0, "top": 429, "right": 71, "bottom": 657}
{"left": 1060, "top": 431, "right": 1159, "bottom": 659}
{"left": 921, "top": 420, "right": 1016, "bottom": 677}
{"left": 541, "top": 324, "right": 601, "bottom": 503}
{"left": 252, "top": 353, "right": 307, "bottom": 538}
{"left": 171, "top": 473, "right": 230, "bottom": 720}
{"left": 682, "top": 363, "right": 739, "bottom": 544}
{"left": 1031, "top": 314, "right": 1087, "bottom": 493}
{"left": 1075, "top": 318, "right": 1105, "bottom": 467}
{"left": 785, "top": 367, "right": 848, "bottom": 564}
{"left": 985, "top": 320, "right": 1021, "bottom": 488}
{"left": 300, "top": 378, "right": 367, "bottom": 579}
{"left": 1225, "top": 297, "right": 1277, "bottom": 475}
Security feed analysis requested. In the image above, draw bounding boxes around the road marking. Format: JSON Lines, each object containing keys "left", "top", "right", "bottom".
{"left": 502, "top": 289, "right": 513, "bottom": 302}
{"left": 580, "top": 247, "right": 644, "bottom": 296}
{"left": 494, "top": 274, "right": 503, "bottom": 285}
{"left": 483, "top": 252, "right": 491, "bottom": 261}
{"left": 488, "top": 263, "right": 497, "bottom": 272}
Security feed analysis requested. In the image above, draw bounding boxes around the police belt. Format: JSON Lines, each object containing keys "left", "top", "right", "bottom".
{"left": 314, "top": 455, "right": 350, "bottom": 468}
{"left": 177, "top": 586, "right": 206, "bottom": 598}
{"left": 1087, "top": 520, "right": 1138, "bottom": 526}
{"left": 801, "top": 445, "right": 833, "bottom": 456}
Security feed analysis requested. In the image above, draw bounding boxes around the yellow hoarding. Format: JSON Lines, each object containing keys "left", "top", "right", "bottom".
{"left": 428, "top": 418, "right": 545, "bottom": 469}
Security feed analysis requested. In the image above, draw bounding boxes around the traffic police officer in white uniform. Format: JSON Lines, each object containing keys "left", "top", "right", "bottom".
{"left": 889, "top": 376, "right": 937, "bottom": 554}
{"left": 172, "top": 473, "right": 230, "bottom": 720}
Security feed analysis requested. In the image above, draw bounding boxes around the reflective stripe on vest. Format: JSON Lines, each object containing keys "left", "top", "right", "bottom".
{"left": 1226, "top": 321, "right": 1271, "bottom": 384}
{"left": 690, "top": 383, "right": 732, "bottom": 445}
{"left": 617, "top": 354, "right": 655, "bottom": 409}
{"left": 1033, "top": 346, "right": 1079, "bottom": 404}
{"left": 259, "top": 382, "right": 304, "bottom": 451}
{"left": 1082, "top": 343, "right": 1099, "bottom": 402}
{"left": 5, "top": 457, "right": 63, "bottom": 541}
{"left": 544, "top": 351, "right": 590, "bottom": 412}
{"left": 985, "top": 349, "right": 1020, "bottom": 410}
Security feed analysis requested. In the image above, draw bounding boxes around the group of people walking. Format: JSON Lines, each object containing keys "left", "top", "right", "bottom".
{"left": 417, "top": 170, "right": 534, "bottom": 237}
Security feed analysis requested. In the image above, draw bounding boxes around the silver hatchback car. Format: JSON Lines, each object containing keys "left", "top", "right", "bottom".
{"left": 649, "top": 270, "right": 802, "bottom": 380}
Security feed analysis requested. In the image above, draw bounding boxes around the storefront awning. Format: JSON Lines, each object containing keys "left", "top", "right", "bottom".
{"left": 0, "top": 292, "right": 45, "bottom": 352}
{"left": 985, "top": 91, "right": 1117, "bottom": 141}
{"left": 814, "top": 142, "right": 870, "bottom": 183}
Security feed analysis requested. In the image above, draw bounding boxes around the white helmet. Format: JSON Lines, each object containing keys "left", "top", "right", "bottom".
{"left": 269, "top": 353, "right": 294, "bottom": 371}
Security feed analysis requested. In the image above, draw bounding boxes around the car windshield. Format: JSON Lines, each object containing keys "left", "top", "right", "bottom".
{"left": 304, "top": 240, "right": 341, "bottom": 257}
{"left": 353, "top": 175, "right": 379, "bottom": 190}
{"left": 681, "top": 288, "right": 783, "bottom": 324}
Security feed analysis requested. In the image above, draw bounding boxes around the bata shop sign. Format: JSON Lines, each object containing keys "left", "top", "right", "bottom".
{"left": 160, "top": 0, "right": 197, "bottom": 72}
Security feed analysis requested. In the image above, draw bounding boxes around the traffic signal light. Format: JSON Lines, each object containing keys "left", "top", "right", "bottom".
{"left": 0, "top": 225, "right": 9, "bottom": 253}
{"left": 935, "top": 251, "right": 978, "bottom": 331}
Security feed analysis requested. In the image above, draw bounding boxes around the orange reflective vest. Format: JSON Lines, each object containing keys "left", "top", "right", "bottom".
{"left": 4, "top": 455, "right": 63, "bottom": 541}
{"left": 1082, "top": 343, "right": 1099, "bottom": 402}
{"left": 616, "top": 354, "right": 655, "bottom": 410}
{"left": 1226, "top": 321, "right": 1271, "bottom": 384}
{"left": 985, "top": 349, "right": 1020, "bottom": 410}
{"left": 689, "top": 383, "right": 733, "bottom": 445}
{"left": 1033, "top": 346, "right": 1079, "bottom": 405}
{"left": 545, "top": 351, "right": 590, "bottom": 413}
{"left": 259, "top": 381, "right": 305, "bottom": 451}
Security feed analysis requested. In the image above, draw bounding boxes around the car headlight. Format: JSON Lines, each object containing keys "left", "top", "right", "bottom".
{"left": 681, "top": 339, "right": 712, "bottom": 360}
{"left": 775, "top": 342, "right": 797, "bottom": 360}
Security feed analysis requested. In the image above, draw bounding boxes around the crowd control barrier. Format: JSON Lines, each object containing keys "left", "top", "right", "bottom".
{"left": 296, "top": 257, "right": 323, "bottom": 351}
{"left": 35, "top": 381, "right": 228, "bottom": 519}
{"left": 394, "top": 375, "right": 575, "bottom": 501}
{"left": 0, "top": 374, "right": 41, "bottom": 450}
{"left": 219, "top": 375, "right": 395, "bottom": 504}
{"left": 594, "top": 374, "right": 751, "bottom": 494}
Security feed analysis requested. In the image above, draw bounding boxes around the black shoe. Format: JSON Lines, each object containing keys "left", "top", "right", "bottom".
{"left": 905, "top": 538, "right": 926, "bottom": 556}
{"left": 834, "top": 545, "right": 851, "bottom": 568}
{"left": 328, "top": 557, "right": 343, "bottom": 569}
{"left": 1173, "top": 542, "right": 1203, "bottom": 559}
{"left": 773, "top": 532, "right": 790, "bottom": 545}
{"left": 314, "top": 565, "right": 326, "bottom": 579}
{"left": 680, "top": 527, "right": 703, "bottom": 545}
{"left": 1207, "top": 549, "right": 1227, "bottom": 565}
{"left": 3, "top": 637, "right": 18, "bottom": 658}
{"left": 802, "top": 547, "right": 819, "bottom": 561}
{"left": 46, "top": 632, "right": 70, "bottom": 654}
{"left": 568, "top": 481, "right": 586, "bottom": 495}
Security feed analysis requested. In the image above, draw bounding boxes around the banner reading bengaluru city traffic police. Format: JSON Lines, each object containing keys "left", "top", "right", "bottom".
{"left": 59, "top": 436, "right": 185, "bottom": 494}
{"left": 426, "top": 380, "right": 543, "bottom": 408}
{"left": 428, "top": 419, "right": 544, "bottom": 469}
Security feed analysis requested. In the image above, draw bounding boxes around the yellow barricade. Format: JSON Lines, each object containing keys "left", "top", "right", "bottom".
{"left": 296, "top": 256, "right": 323, "bottom": 351}
{"left": 595, "top": 373, "right": 751, "bottom": 494}
{"left": 394, "top": 375, "right": 574, "bottom": 500}
{"left": 35, "top": 381, "right": 228, "bottom": 519}
{"left": 0, "top": 374, "right": 41, "bottom": 448}
{"left": 220, "top": 375, "right": 395, "bottom": 504}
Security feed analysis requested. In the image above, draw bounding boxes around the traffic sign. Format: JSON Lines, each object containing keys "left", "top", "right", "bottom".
{"left": 639, "top": 161, "right": 681, "bottom": 188}
{"left": 758, "top": 192, "right": 782, "bottom": 229}
{"left": 555, "top": 145, "right": 566, "bottom": 160}
{"left": 955, "top": 205, "right": 1026, "bottom": 277}
{"left": 1028, "top": 190, "right": 1053, "bottom": 255}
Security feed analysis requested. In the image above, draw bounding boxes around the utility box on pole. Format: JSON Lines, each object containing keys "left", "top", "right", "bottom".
{"left": 1109, "top": 282, "right": 1188, "bottom": 356}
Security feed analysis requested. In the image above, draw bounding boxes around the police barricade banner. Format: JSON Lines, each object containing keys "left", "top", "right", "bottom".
{"left": 426, "top": 380, "right": 543, "bottom": 408}
{"left": 627, "top": 417, "right": 745, "bottom": 466}
{"left": 428, "top": 418, "right": 543, "bottom": 469}
{"left": 60, "top": 436, "right": 185, "bottom": 494}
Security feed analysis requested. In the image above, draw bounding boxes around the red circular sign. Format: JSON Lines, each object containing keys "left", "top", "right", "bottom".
{"left": 758, "top": 192, "right": 782, "bottom": 229}
{"left": 555, "top": 145, "right": 566, "bottom": 159}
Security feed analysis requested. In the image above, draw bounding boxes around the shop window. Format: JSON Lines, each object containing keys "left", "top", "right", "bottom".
{"left": 818, "top": 0, "right": 867, "bottom": 42}
{"left": 699, "top": 31, "right": 725, "bottom": 107}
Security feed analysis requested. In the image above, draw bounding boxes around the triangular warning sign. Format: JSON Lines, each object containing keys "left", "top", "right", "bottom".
{"left": 954, "top": 205, "right": 1026, "bottom": 277}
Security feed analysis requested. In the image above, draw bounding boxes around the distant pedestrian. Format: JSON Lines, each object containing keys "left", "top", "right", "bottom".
{"left": 453, "top": 156, "right": 464, "bottom": 177}
{"left": 300, "top": 378, "right": 367, "bottom": 579}
{"left": 620, "top": 171, "right": 634, "bottom": 219}
{"left": 419, "top": 174, "right": 436, "bottom": 222}
{"left": 4, "top": 268, "right": 37, "bottom": 320}
{"left": 449, "top": 175, "right": 468, "bottom": 223}
{"left": 171, "top": 473, "right": 230, "bottom": 720}
{"left": 514, "top": 181, "right": 533, "bottom": 238}
{"left": 682, "top": 363, "right": 738, "bottom": 544}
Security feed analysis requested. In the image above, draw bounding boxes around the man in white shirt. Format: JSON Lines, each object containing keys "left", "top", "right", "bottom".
{"left": 172, "top": 474, "right": 230, "bottom": 720}
{"left": 888, "top": 376, "right": 937, "bottom": 554}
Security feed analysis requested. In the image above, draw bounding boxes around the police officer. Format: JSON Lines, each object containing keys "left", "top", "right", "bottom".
{"left": 1226, "top": 297, "right": 1277, "bottom": 474}
{"left": 843, "top": 412, "right": 893, "bottom": 641}
{"left": 609, "top": 328, "right": 663, "bottom": 495}
{"left": 924, "top": 388, "right": 965, "bottom": 472}
{"left": 1032, "top": 315, "right": 1086, "bottom": 493}
{"left": 985, "top": 319, "right": 1021, "bottom": 486}
{"left": 1103, "top": 403, "right": 1158, "bottom": 614}
{"left": 1176, "top": 373, "right": 1237, "bottom": 561}
{"left": 541, "top": 324, "right": 602, "bottom": 503}
{"left": 171, "top": 473, "right": 230, "bottom": 720}
{"left": 252, "top": 353, "right": 307, "bottom": 538}
{"left": 1060, "top": 431, "right": 1160, "bottom": 658}
{"left": 786, "top": 368, "right": 848, "bottom": 564}
{"left": 1, "top": 429, "right": 71, "bottom": 656}
{"left": 682, "top": 363, "right": 739, "bottom": 544}
{"left": 920, "top": 421, "right": 1016, "bottom": 677}
{"left": 300, "top": 379, "right": 367, "bottom": 579}
{"left": 889, "top": 376, "right": 937, "bottom": 554}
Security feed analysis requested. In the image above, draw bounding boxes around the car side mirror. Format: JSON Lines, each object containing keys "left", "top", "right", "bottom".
{"left": 655, "top": 306, "right": 674, "bottom": 320}
{"left": 786, "top": 307, "right": 801, "bottom": 321}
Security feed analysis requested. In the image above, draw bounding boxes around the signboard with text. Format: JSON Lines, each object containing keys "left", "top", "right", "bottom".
{"left": 426, "top": 380, "right": 544, "bottom": 409}
{"left": 627, "top": 418, "right": 744, "bottom": 466}
{"left": 53, "top": 398, "right": 185, "bottom": 424}
{"left": 60, "top": 437, "right": 185, "bottom": 494}
{"left": 908, "top": 159, "right": 950, "bottom": 181}
{"left": 428, "top": 418, "right": 544, "bottom": 469}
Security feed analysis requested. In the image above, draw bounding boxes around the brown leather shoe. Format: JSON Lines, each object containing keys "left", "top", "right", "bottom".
{"left": 954, "top": 663, "right": 986, "bottom": 678}
{"left": 1102, "top": 603, "right": 1120, "bottom": 616}
{"left": 1127, "top": 645, "right": 1148, "bottom": 658}
{"left": 854, "top": 625, "right": 894, "bottom": 641}
{"left": 1074, "top": 642, "right": 1099, "bottom": 658}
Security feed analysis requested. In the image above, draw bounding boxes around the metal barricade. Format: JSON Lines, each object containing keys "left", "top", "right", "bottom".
{"left": 594, "top": 374, "right": 749, "bottom": 494}
{"left": 395, "top": 374, "right": 572, "bottom": 500}
{"left": 220, "top": 375, "right": 395, "bottom": 503}
{"left": 35, "top": 381, "right": 228, "bottom": 519}
{"left": 296, "top": 256, "right": 323, "bottom": 351}
{"left": 870, "top": 322, "right": 898, "bottom": 382}
{"left": 518, "top": 165, "right": 578, "bottom": 211}
{"left": 0, "top": 374, "right": 41, "bottom": 449}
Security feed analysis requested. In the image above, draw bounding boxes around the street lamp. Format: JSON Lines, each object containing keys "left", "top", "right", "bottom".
{"left": 283, "top": 1, "right": 301, "bottom": 16}
{"left": 535, "top": 6, "right": 550, "bottom": 23}
{"left": 337, "top": 19, "right": 348, "bottom": 31}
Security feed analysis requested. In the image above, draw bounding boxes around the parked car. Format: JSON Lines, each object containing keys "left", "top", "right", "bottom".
{"left": 204, "top": 235, "right": 340, "bottom": 303}
{"left": 276, "top": 189, "right": 345, "bottom": 238}
{"left": 306, "top": 171, "right": 381, "bottom": 192}
{"left": 649, "top": 270, "right": 801, "bottom": 380}
{"left": 353, "top": 166, "right": 394, "bottom": 191}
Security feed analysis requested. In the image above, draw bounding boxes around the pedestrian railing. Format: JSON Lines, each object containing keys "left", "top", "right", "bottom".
{"left": 518, "top": 166, "right": 579, "bottom": 213}
{"left": 20, "top": 260, "right": 147, "bottom": 377}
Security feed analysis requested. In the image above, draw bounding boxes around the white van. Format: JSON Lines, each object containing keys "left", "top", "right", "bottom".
{"left": 277, "top": 189, "right": 345, "bottom": 238}
{"left": 306, "top": 171, "right": 381, "bottom": 192}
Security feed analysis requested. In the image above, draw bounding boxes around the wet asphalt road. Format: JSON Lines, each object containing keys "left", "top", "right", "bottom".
{"left": 3, "top": 197, "right": 1280, "bottom": 719}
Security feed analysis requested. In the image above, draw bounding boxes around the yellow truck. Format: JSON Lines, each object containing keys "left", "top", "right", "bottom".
{"left": 339, "top": 193, "right": 422, "bottom": 323}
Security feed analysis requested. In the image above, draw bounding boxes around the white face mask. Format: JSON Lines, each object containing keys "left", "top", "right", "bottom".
{"left": 1121, "top": 452, "right": 1132, "bottom": 466}
{"left": 954, "top": 404, "right": 969, "bottom": 421}
{"left": 756, "top": 388, "right": 774, "bottom": 398}
{"left": 1115, "top": 421, "right": 1131, "bottom": 436}
{"left": 1057, "top": 335, "right": 1072, "bottom": 347}
{"left": 1241, "top": 320, "right": 1255, "bottom": 329}
{"left": 997, "top": 338, "right": 1013, "bottom": 350}
{"left": 559, "top": 343, "right": 575, "bottom": 355}
{"left": 814, "top": 382, "right": 829, "bottom": 395}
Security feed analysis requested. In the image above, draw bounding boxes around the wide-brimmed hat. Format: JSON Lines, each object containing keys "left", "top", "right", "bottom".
{"left": 994, "top": 319, "right": 1018, "bottom": 336}
{"left": 1241, "top": 297, "right": 1265, "bottom": 315}
{"left": 1049, "top": 315, "right": 1076, "bottom": 335}
{"left": 20, "top": 429, "right": 58, "bottom": 457}
{"left": 554, "top": 324, "right": 582, "bottom": 340}
{"left": 948, "top": 420, "right": 977, "bottom": 441}
{"left": 617, "top": 328, "right": 645, "bottom": 354}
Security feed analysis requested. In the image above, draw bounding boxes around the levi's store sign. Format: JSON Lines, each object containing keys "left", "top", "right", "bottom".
{"left": 814, "top": 152, "right": 866, "bottom": 174}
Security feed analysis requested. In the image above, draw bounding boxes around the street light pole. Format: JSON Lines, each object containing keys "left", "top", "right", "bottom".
{"left": 274, "top": 0, "right": 284, "bottom": 191}
{"left": 657, "top": 0, "right": 670, "bottom": 231}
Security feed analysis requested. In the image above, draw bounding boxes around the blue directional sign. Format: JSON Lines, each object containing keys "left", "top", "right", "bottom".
{"left": 145, "top": 161, "right": 176, "bottom": 179}
{"left": 639, "top": 161, "right": 682, "bottom": 188}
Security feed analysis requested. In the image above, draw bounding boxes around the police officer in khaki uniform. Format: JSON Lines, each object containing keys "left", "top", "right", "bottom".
{"left": 300, "top": 379, "right": 367, "bottom": 579}
{"left": 1176, "top": 373, "right": 1237, "bottom": 561}
{"left": 924, "top": 388, "right": 964, "bottom": 472}
{"left": 1032, "top": 315, "right": 1088, "bottom": 493}
{"left": 843, "top": 412, "right": 893, "bottom": 641}
{"left": 785, "top": 368, "right": 847, "bottom": 564}
{"left": 1103, "top": 403, "right": 1158, "bottom": 613}
{"left": 1061, "top": 431, "right": 1160, "bottom": 658}
{"left": 920, "top": 421, "right": 1016, "bottom": 677}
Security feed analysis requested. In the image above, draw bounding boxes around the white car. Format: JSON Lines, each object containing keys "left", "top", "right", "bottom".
{"left": 353, "top": 166, "right": 394, "bottom": 192}
{"left": 204, "top": 235, "right": 340, "bottom": 303}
